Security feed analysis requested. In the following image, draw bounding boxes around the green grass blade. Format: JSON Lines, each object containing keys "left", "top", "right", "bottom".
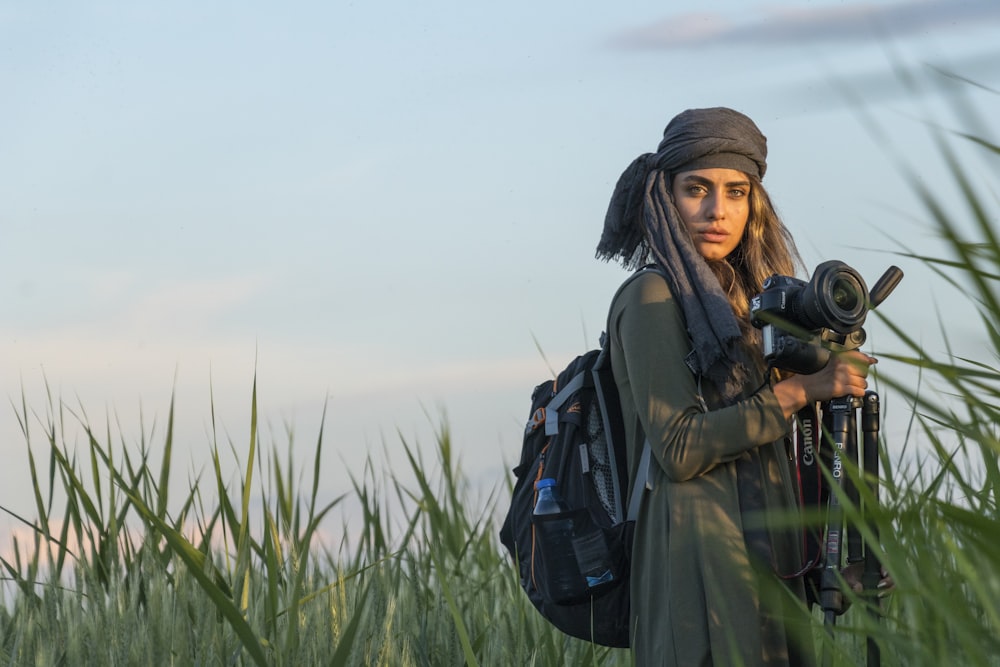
{"left": 121, "top": 486, "right": 270, "bottom": 667}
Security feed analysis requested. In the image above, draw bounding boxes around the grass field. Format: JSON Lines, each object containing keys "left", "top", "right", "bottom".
{"left": 3, "top": 82, "right": 1000, "bottom": 666}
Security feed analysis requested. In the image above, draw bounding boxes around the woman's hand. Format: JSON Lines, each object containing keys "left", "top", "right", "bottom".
{"left": 835, "top": 561, "right": 895, "bottom": 615}
{"left": 773, "top": 351, "right": 877, "bottom": 419}
{"left": 841, "top": 561, "right": 895, "bottom": 598}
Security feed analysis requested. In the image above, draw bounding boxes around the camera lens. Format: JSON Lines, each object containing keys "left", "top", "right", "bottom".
{"left": 831, "top": 278, "right": 859, "bottom": 311}
{"left": 798, "top": 261, "right": 869, "bottom": 333}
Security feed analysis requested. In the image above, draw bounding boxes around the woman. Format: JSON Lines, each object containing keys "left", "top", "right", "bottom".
{"left": 596, "top": 107, "right": 874, "bottom": 666}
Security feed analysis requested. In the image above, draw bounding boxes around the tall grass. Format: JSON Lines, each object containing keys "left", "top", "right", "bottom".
{"left": 0, "top": 377, "right": 622, "bottom": 665}
{"left": 839, "top": 76, "right": 1000, "bottom": 665}
{"left": 3, "top": 75, "right": 1000, "bottom": 666}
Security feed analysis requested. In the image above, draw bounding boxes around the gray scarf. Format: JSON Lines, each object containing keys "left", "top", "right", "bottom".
{"left": 596, "top": 107, "right": 768, "bottom": 405}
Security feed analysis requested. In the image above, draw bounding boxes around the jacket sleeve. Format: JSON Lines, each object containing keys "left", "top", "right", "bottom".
{"left": 612, "top": 272, "right": 790, "bottom": 482}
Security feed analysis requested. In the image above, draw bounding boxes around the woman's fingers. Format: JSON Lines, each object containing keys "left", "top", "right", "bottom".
{"left": 835, "top": 352, "right": 877, "bottom": 396}
{"left": 877, "top": 567, "right": 894, "bottom": 598}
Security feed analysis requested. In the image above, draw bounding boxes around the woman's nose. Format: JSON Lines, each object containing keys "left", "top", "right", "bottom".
{"left": 705, "top": 193, "right": 725, "bottom": 220}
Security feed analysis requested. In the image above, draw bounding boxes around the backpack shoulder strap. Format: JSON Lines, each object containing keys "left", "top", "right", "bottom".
{"left": 604, "top": 266, "right": 665, "bottom": 524}
{"left": 626, "top": 440, "right": 651, "bottom": 522}
{"left": 598, "top": 265, "right": 665, "bottom": 361}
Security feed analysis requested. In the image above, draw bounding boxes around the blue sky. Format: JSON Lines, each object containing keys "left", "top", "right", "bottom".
{"left": 2, "top": 0, "right": 1000, "bottom": 539}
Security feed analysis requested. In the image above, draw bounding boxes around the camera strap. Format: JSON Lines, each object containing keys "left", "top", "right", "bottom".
{"left": 793, "top": 403, "right": 826, "bottom": 573}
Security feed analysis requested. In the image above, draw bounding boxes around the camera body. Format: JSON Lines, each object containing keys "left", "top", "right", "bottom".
{"left": 750, "top": 260, "right": 871, "bottom": 374}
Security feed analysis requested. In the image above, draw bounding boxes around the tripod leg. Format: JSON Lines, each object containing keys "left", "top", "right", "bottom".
{"left": 846, "top": 407, "right": 862, "bottom": 565}
{"left": 861, "top": 392, "right": 882, "bottom": 667}
{"left": 820, "top": 397, "right": 853, "bottom": 628}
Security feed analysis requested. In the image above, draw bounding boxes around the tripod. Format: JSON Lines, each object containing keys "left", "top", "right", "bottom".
{"left": 755, "top": 263, "right": 902, "bottom": 665}
{"left": 807, "top": 392, "right": 884, "bottom": 667}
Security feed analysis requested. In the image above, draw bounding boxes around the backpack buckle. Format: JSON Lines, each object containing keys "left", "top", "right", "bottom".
{"left": 526, "top": 407, "right": 546, "bottom": 434}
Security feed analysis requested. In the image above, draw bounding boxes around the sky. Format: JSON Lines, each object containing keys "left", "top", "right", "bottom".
{"left": 2, "top": 0, "right": 1000, "bottom": 547}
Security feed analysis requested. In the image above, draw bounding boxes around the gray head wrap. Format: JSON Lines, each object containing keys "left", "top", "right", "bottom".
{"left": 596, "top": 107, "right": 768, "bottom": 404}
{"left": 656, "top": 107, "right": 766, "bottom": 179}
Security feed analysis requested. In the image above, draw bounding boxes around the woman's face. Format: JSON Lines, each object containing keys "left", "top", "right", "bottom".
{"left": 671, "top": 168, "right": 751, "bottom": 261}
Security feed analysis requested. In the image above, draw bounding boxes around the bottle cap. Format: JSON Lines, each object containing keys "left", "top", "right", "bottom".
{"left": 535, "top": 478, "right": 556, "bottom": 490}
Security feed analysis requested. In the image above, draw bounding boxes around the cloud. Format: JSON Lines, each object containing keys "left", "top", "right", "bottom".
{"left": 611, "top": 0, "right": 1000, "bottom": 50}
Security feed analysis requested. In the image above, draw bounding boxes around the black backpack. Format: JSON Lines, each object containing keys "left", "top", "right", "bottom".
{"left": 499, "top": 272, "right": 653, "bottom": 648}
{"left": 499, "top": 268, "right": 829, "bottom": 645}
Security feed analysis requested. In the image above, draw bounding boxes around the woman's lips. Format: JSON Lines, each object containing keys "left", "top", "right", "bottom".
{"left": 698, "top": 229, "right": 729, "bottom": 243}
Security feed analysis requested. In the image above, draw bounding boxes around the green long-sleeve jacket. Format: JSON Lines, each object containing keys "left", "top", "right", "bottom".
{"left": 609, "top": 270, "right": 815, "bottom": 667}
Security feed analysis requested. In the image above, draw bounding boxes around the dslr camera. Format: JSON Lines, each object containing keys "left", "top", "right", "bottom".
{"left": 749, "top": 260, "right": 902, "bottom": 374}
